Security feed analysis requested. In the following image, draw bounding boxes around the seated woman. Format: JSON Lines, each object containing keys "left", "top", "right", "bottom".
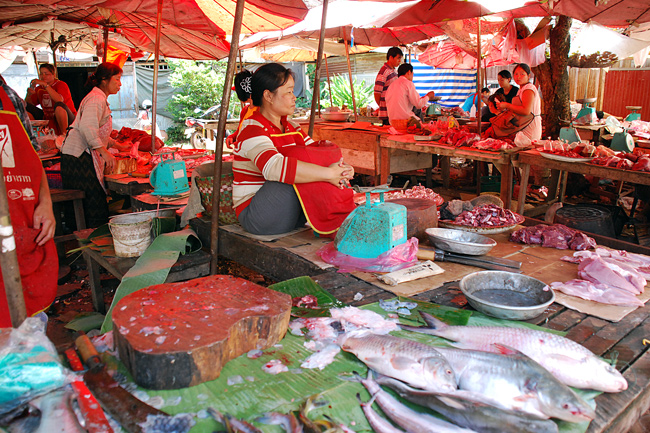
{"left": 25, "top": 63, "right": 77, "bottom": 135}
{"left": 61, "top": 62, "right": 130, "bottom": 228}
{"left": 494, "top": 70, "right": 519, "bottom": 104}
{"left": 233, "top": 63, "right": 355, "bottom": 236}
{"left": 495, "top": 63, "right": 542, "bottom": 146}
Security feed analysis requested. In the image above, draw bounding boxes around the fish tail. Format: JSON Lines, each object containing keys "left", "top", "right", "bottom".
{"left": 419, "top": 311, "right": 447, "bottom": 331}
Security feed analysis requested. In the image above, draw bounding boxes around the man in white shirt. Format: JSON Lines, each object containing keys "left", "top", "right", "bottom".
{"left": 386, "top": 63, "right": 436, "bottom": 126}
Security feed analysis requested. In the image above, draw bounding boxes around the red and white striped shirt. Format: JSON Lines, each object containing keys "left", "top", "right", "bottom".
{"left": 232, "top": 110, "right": 314, "bottom": 216}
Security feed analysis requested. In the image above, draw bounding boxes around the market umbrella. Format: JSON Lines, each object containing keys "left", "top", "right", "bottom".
{"left": 246, "top": 36, "right": 374, "bottom": 62}
{"left": 549, "top": 0, "right": 650, "bottom": 27}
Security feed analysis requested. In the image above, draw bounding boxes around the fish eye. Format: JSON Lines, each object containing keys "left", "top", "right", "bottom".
{"left": 562, "top": 404, "right": 570, "bottom": 409}
{"left": 446, "top": 369, "right": 453, "bottom": 375}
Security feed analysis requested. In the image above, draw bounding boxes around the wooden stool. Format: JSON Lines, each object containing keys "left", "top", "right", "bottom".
{"left": 51, "top": 189, "right": 86, "bottom": 258}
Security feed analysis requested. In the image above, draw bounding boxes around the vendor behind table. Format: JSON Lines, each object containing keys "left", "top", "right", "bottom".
{"left": 385, "top": 63, "right": 436, "bottom": 126}
{"left": 25, "top": 63, "right": 77, "bottom": 136}
{"left": 496, "top": 63, "right": 542, "bottom": 147}
{"left": 374, "top": 46, "right": 403, "bottom": 126}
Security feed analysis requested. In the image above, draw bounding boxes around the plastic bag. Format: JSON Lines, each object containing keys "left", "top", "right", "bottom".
{"left": 0, "top": 317, "right": 67, "bottom": 414}
{"left": 318, "top": 237, "right": 419, "bottom": 273}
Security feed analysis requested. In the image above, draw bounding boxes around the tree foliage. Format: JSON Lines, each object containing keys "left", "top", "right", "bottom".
{"left": 329, "top": 75, "right": 374, "bottom": 109}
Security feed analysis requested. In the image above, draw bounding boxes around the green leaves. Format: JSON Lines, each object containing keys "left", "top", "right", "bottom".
{"left": 328, "top": 75, "right": 373, "bottom": 109}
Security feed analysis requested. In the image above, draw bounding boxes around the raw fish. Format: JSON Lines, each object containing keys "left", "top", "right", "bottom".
{"left": 404, "top": 312, "right": 627, "bottom": 393}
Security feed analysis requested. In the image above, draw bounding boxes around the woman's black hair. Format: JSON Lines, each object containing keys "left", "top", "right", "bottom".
{"left": 234, "top": 69, "right": 253, "bottom": 102}
{"left": 488, "top": 92, "right": 505, "bottom": 104}
{"left": 87, "top": 62, "right": 122, "bottom": 89}
{"left": 497, "top": 70, "right": 512, "bottom": 80}
{"left": 251, "top": 63, "right": 294, "bottom": 107}
{"left": 514, "top": 63, "right": 531, "bottom": 76}
{"left": 39, "top": 63, "right": 56, "bottom": 75}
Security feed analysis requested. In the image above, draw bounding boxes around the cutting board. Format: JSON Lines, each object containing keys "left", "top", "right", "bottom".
{"left": 112, "top": 275, "right": 291, "bottom": 390}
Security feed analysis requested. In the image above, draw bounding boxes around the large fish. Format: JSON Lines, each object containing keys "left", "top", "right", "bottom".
{"left": 356, "top": 373, "right": 477, "bottom": 433}
{"left": 403, "top": 312, "right": 627, "bottom": 392}
{"left": 375, "top": 374, "right": 559, "bottom": 433}
{"left": 339, "top": 332, "right": 457, "bottom": 393}
{"left": 431, "top": 344, "right": 595, "bottom": 423}
{"left": 357, "top": 394, "right": 406, "bottom": 433}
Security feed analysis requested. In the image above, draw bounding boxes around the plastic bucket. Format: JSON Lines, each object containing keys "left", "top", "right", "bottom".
{"left": 108, "top": 213, "right": 153, "bottom": 257}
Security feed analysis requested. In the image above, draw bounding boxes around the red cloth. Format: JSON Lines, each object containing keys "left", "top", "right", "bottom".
{"left": 279, "top": 141, "right": 355, "bottom": 237}
{"left": 0, "top": 87, "right": 58, "bottom": 327}
{"left": 28, "top": 80, "right": 77, "bottom": 134}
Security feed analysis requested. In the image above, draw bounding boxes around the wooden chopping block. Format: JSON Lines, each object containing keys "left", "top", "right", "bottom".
{"left": 112, "top": 275, "right": 291, "bottom": 390}
{"left": 386, "top": 198, "right": 438, "bottom": 241}
{"left": 105, "top": 158, "right": 137, "bottom": 175}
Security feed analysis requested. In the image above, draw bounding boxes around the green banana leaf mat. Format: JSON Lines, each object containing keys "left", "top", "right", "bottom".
{"left": 107, "top": 276, "right": 598, "bottom": 433}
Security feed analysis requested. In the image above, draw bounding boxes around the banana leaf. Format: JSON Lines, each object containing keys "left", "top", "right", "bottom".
{"left": 107, "top": 276, "right": 598, "bottom": 433}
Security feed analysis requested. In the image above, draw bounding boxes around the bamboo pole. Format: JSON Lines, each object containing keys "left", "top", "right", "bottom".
{"left": 474, "top": 19, "right": 481, "bottom": 133}
{"left": 344, "top": 39, "right": 357, "bottom": 122}
{"left": 210, "top": 0, "right": 246, "bottom": 274}
{"left": 308, "top": 0, "right": 329, "bottom": 137}
{"left": 324, "top": 54, "right": 333, "bottom": 107}
{"left": 0, "top": 161, "right": 26, "bottom": 327}
{"left": 150, "top": 0, "right": 163, "bottom": 154}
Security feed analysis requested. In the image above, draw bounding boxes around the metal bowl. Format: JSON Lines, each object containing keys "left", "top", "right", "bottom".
{"left": 425, "top": 228, "right": 496, "bottom": 256}
{"left": 322, "top": 111, "right": 351, "bottom": 122}
{"left": 459, "top": 271, "right": 554, "bottom": 320}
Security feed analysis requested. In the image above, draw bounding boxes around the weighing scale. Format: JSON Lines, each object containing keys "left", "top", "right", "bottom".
{"left": 149, "top": 150, "right": 190, "bottom": 196}
{"left": 334, "top": 190, "right": 407, "bottom": 259}
{"left": 426, "top": 96, "right": 443, "bottom": 117}
{"left": 625, "top": 106, "right": 642, "bottom": 122}
{"left": 575, "top": 98, "right": 598, "bottom": 125}
{"left": 611, "top": 128, "right": 635, "bottom": 153}
{"left": 559, "top": 118, "right": 581, "bottom": 144}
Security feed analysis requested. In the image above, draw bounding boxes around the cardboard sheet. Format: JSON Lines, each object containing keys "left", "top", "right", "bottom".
{"left": 220, "top": 224, "right": 310, "bottom": 242}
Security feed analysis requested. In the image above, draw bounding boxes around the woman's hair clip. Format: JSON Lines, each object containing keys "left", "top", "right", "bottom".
{"left": 240, "top": 76, "right": 252, "bottom": 94}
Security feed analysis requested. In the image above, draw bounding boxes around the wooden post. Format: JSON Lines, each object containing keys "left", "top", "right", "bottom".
{"left": 0, "top": 162, "right": 26, "bottom": 327}
{"left": 210, "top": 0, "right": 246, "bottom": 274}
{"left": 50, "top": 31, "right": 58, "bottom": 70}
{"left": 344, "top": 39, "right": 358, "bottom": 122}
{"left": 476, "top": 17, "right": 482, "bottom": 135}
{"left": 308, "top": 0, "right": 329, "bottom": 137}
{"left": 102, "top": 27, "right": 109, "bottom": 63}
{"left": 324, "top": 54, "right": 333, "bottom": 107}
{"left": 150, "top": 0, "right": 163, "bottom": 153}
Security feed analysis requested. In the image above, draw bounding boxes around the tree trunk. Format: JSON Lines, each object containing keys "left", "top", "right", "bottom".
{"left": 532, "top": 15, "right": 572, "bottom": 139}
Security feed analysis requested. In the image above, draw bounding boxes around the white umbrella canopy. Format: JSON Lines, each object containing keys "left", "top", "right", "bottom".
{"left": 245, "top": 36, "right": 374, "bottom": 62}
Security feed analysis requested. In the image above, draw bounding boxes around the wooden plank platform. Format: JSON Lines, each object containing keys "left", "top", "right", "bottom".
{"left": 190, "top": 216, "right": 650, "bottom": 433}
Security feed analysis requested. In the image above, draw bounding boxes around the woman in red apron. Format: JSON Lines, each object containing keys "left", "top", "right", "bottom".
{"left": 0, "top": 76, "right": 57, "bottom": 327}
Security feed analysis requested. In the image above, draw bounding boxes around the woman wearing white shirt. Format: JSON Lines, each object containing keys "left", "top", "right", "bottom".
{"left": 496, "top": 63, "right": 542, "bottom": 146}
{"left": 385, "top": 63, "right": 436, "bottom": 126}
{"left": 61, "top": 62, "right": 128, "bottom": 228}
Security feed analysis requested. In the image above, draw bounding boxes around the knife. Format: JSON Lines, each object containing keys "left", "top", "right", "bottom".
{"left": 417, "top": 246, "right": 522, "bottom": 272}
{"left": 436, "top": 249, "right": 522, "bottom": 269}
{"left": 75, "top": 332, "right": 170, "bottom": 433}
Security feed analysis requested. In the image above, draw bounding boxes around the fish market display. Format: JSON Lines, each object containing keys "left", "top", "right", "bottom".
{"left": 358, "top": 394, "right": 406, "bottom": 433}
{"left": 445, "top": 205, "right": 522, "bottom": 228}
{"left": 339, "top": 332, "right": 457, "bottom": 393}
{"left": 404, "top": 312, "right": 627, "bottom": 392}
{"left": 429, "top": 345, "right": 595, "bottom": 422}
{"left": 355, "top": 373, "right": 475, "bottom": 433}
{"left": 208, "top": 408, "right": 263, "bottom": 433}
{"left": 376, "top": 375, "right": 559, "bottom": 433}
{"left": 550, "top": 280, "right": 644, "bottom": 307}
{"left": 510, "top": 224, "right": 596, "bottom": 250}
{"left": 255, "top": 412, "right": 303, "bottom": 433}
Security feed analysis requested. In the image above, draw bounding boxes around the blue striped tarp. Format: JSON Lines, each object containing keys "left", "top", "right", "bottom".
{"left": 411, "top": 58, "right": 477, "bottom": 108}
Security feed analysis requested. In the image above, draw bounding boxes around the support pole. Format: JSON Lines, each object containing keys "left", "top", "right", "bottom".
{"left": 474, "top": 19, "right": 481, "bottom": 133}
{"left": 210, "top": 0, "right": 246, "bottom": 274}
{"left": 324, "top": 54, "right": 333, "bottom": 107}
{"left": 344, "top": 39, "right": 358, "bottom": 122}
{"left": 150, "top": 0, "right": 163, "bottom": 153}
{"left": 0, "top": 162, "right": 26, "bottom": 327}
{"left": 50, "top": 32, "right": 58, "bottom": 70}
{"left": 308, "top": 0, "right": 329, "bottom": 137}
{"left": 102, "top": 27, "right": 109, "bottom": 63}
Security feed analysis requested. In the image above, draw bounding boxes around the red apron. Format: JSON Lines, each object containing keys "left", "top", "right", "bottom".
{"left": 0, "top": 87, "right": 58, "bottom": 327}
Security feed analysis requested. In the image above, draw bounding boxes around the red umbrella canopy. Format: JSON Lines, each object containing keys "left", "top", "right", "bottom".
{"left": 2, "top": 0, "right": 231, "bottom": 59}
{"left": 549, "top": 0, "right": 650, "bottom": 27}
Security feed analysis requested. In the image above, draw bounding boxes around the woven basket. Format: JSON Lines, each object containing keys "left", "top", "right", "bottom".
{"left": 195, "top": 173, "right": 237, "bottom": 224}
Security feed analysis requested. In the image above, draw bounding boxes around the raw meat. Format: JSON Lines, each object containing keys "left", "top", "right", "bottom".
{"left": 510, "top": 224, "right": 596, "bottom": 250}
{"left": 450, "top": 204, "right": 521, "bottom": 227}
{"left": 578, "top": 256, "right": 646, "bottom": 295}
{"left": 550, "top": 280, "right": 644, "bottom": 307}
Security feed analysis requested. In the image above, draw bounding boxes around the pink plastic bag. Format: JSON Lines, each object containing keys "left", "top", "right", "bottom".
{"left": 317, "top": 238, "right": 419, "bottom": 273}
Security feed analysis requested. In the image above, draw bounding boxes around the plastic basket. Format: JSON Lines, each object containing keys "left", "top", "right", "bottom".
{"left": 195, "top": 173, "right": 238, "bottom": 224}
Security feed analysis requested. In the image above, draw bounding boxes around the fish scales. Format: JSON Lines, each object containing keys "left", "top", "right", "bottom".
{"left": 340, "top": 333, "right": 456, "bottom": 393}
{"left": 405, "top": 313, "right": 627, "bottom": 392}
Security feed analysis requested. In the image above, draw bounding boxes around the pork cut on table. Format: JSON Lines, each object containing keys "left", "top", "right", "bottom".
{"left": 569, "top": 248, "right": 650, "bottom": 279}
{"left": 510, "top": 224, "right": 596, "bottom": 250}
{"left": 578, "top": 255, "right": 646, "bottom": 295}
{"left": 551, "top": 279, "right": 644, "bottom": 307}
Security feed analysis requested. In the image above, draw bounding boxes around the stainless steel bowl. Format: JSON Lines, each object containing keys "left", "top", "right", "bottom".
{"left": 322, "top": 111, "right": 351, "bottom": 122}
{"left": 425, "top": 228, "right": 496, "bottom": 256}
{"left": 459, "top": 271, "right": 555, "bottom": 320}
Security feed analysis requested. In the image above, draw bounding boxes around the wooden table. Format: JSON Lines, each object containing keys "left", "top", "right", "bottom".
{"left": 515, "top": 150, "right": 650, "bottom": 215}
{"left": 380, "top": 135, "right": 517, "bottom": 209}
{"left": 311, "top": 123, "right": 434, "bottom": 186}
{"left": 78, "top": 234, "right": 210, "bottom": 313}
{"left": 189, "top": 215, "right": 650, "bottom": 433}
{"left": 104, "top": 174, "right": 152, "bottom": 196}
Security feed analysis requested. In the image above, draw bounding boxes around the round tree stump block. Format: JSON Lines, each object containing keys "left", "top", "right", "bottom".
{"left": 112, "top": 275, "right": 291, "bottom": 390}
